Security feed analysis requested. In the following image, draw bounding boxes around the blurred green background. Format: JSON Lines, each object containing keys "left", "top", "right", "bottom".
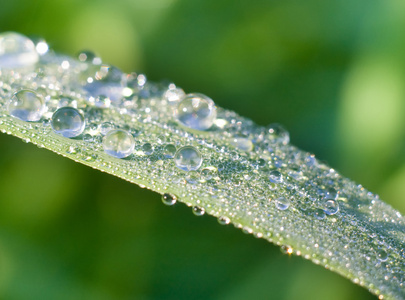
{"left": 0, "top": 0, "right": 404, "bottom": 299}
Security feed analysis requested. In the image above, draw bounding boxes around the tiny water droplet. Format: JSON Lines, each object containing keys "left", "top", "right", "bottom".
{"left": 200, "top": 166, "right": 218, "bottom": 182}
{"left": 163, "top": 144, "right": 176, "bottom": 158}
{"left": 192, "top": 206, "right": 205, "bottom": 216}
{"left": 142, "top": 143, "right": 153, "bottom": 155}
{"left": 102, "top": 129, "right": 135, "bottom": 158}
{"left": 266, "top": 123, "right": 289, "bottom": 145}
{"left": 163, "top": 87, "right": 185, "bottom": 105}
{"left": 174, "top": 146, "right": 203, "bottom": 171}
{"left": 218, "top": 216, "right": 230, "bottom": 225}
{"left": 100, "top": 122, "right": 115, "bottom": 135}
{"left": 51, "top": 107, "right": 85, "bottom": 138}
{"left": 376, "top": 249, "right": 388, "bottom": 262}
{"left": 0, "top": 32, "right": 39, "bottom": 68}
{"left": 274, "top": 197, "right": 290, "bottom": 210}
{"left": 314, "top": 208, "right": 326, "bottom": 220}
{"left": 280, "top": 245, "right": 293, "bottom": 254}
{"left": 230, "top": 137, "right": 253, "bottom": 152}
{"left": 322, "top": 199, "right": 339, "bottom": 215}
{"left": 269, "top": 170, "right": 283, "bottom": 183}
{"left": 162, "top": 193, "right": 177, "bottom": 206}
{"left": 175, "top": 93, "right": 217, "bottom": 130}
{"left": 8, "top": 90, "right": 44, "bottom": 122}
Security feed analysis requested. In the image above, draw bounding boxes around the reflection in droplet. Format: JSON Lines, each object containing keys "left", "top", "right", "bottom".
{"left": 51, "top": 107, "right": 85, "bottom": 138}
{"left": 174, "top": 146, "right": 203, "bottom": 171}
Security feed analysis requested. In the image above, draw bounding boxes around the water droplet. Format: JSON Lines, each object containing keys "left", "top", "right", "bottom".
{"left": 162, "top": 193, "right": 177, "bottom": 206}
{"left": 163, "top": 144, "right": 176, "bottom": 158}
{"left": 230, "top": 137, "right": 253, "bottom": 152}
{"left": 200, "top": 166, "right": 218, "bottom": 182}
{"left": 192, "top": 206, "right": 205, "bottom": 216}
{"left": 8, "top": 90, "right": 44, "bottom": 122}
{"left": 269, "top": 170, "right": 283, "bottom": 183}
{"left": 322, "top": 199, "right": 339, "bottom": 215}
{"left": 142, "top": 143, "right": 153, "bottom": 155}
{"left": 274, "top": 197, "right": 290, "bottom": 211}
{"left": 314, "top": 208, "right": 326, "bottom": 220}
{"left": 218, "top": 216, "right": 230, "bottom": 225}
{"left": 0, "top": 32, "right": 39, "bottom": 68}
{"left": 102, "top": 129, "right": 135, "bottom": 158}
{"left": 376, "top": 249, "right": 388, "bottom": 262}
{"left": 175, "top": 93, "right": 217, "bottom": 130}
{"left": 51, "top": 107, "right": 85, "bottom": 138}
{"left": 186, "top": 171, "right": 200, "bottom": 184}
{"left": 163, "top": 87, "right": 185, "bottom": 105}
{"left": 100, "top": 122, "right": 115, "bottom": 135}
{"left": 280, "top": 245, "right": 293, "bottom": 254}
{"left": 174, "top": 146, "right": 203, "bottom": 171}
{"left": 325, "top": 187, "right": 338, "bottom": 200}
{"left": 266, "top": 123, "right": 290, "bottom": 145}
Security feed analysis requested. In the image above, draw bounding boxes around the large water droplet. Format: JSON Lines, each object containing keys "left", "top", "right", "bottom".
{"left": 51, "top": 107, "right": 85, "bottom": 138}
{"left": 102, "top": 129, "right": 135, "bottom": 158}
{"left": 8, "top": 90, "right": 44, "bottom": 122}
{"left": 0, "top": 32, "right": 39, "bottom": 68}
{"left": 322, "top": 199, "right": 339, "bottom": 215}
{"left": 174, "top": 146, "right": 203, "bottom": 171}
{"left": 175, "top": 93, "right": 217, "bottom": 130}
{"left": 274, "top": 197, "right": 290, "bottom": 210}
{"left": 266, "top": 123, "right": 290, "bottom": 145}
{"left": 162, "top": 193, "right": 177, "bottom": 206}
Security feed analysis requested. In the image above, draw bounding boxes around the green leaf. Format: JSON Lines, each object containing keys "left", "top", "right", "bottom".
{"left": 0, "top": 37, "right": 404, "bottom": 300}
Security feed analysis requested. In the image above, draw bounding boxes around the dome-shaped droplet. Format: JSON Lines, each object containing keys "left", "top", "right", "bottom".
{"left": 163, "top": 87, "right": 185, "bottom": 105}
{"left": 269, "top": 170, "right": 283, "bottom": 183}
{"left": 51, "top": 107, "right": 85, "bottom": 138}
{"left": 174, "top": 146, "right": 203, "bottom": 171}
{"left": 103, "top": 129, "right": 135, "bottom": 158}
{"left": 8, "top": 90, "right": 44, "bottom": 122}
{"left": 322, "top": 199, "right": 339, "bottom": 215}
{"left": 0, "top": 32, "right": 39, "bottom": 68}
{"left": 274, "top": 197, "right": 290, "bottom": 211}
{"left": 325, "top": 187, "right": 338, "bottom": 200}
{"left": 142, "top": 143, "right": 153, "bottom": 155}
{"left": 266, "top": 123, "right": 290, "bottom": 145}
{"left": 163, "top": 144, "right": 177, "bottom": 158}
{"left": 200, "top": 166, "right": 218, "bottom": 182}
{"left": 376, "top": 248, "right": 388, "bottom": 262}
{"left": 162, "top": 193, "right": 177, "bottom": 206}
{"left": 100, "top": 122, "right": 115, "bottom": 135}
{"left": 175, "top": 93, "right": 217, "bottom": 130}
{"left": 192, "top": 206, "right": 205, "bottom": 216}
{"left": 230, "top": 137, "right": 253, "bottom": 152}
{"left": 218, "top": 216, "right": 231, "bottom": 225}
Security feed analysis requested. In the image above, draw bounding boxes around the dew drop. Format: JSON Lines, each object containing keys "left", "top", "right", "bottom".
{"left": 175, "top": 93, "right": 217, "bottom": 130}
{"left": 100, "top": 122, "right": 115, "bottom": 135}
{"left": 163, "top": 144, "right": 176, "bottom": 158}
{"left": 280, "top": 245, "right": 293, "bottom": 254}
{"left": 269, "top": 170, "right": 283, "bottom": 183}
{"left": 266, "top": 123, "right": 290, "bottom": 145}
{"left": 0, "top": 32, "right": 39, "bottom": 68}
{"left": 174, "top": 146, "right": 203, "bottom": 171}
{"left": 162, "top": 193, "right": 177, "bottom": 206}
{"left": 218, "top": 216, "right": 230, "bottom": 225}
{"left": 314, "top": 208, "right": 326, "bottom": 220}
{"left": 325, "top": 187, "right": 338, "bottom": 200}
{"left": 376, "top": 249, "right": 388, "bottom": 262}
{"left": 102, "top": 129, "right": 135, "bottom": 158}
{"left": 230, "top": 137, "right": 253, "bottom": 152}
{"left": 322, "top": 199, "right": 339, "bottom": 215}
{"left": 163, "top": 87, "right": 185, "bottom": 105}
{"left": 51, "top": 107, "right": 85, "bottom": 138}
{"left": 192, "top": 206, "right": 205, "bottom": 216}
{"left": 200, "top": 166, "right": 218, "bottom": 182}
{"left": 142, "top": 143, "right": 153, "bottom": 155}
{"left": 274, "top": 197, "right": 290, "bottom": 211}
{"left": 8, "top": 90, "right": 44, "bottom": 122}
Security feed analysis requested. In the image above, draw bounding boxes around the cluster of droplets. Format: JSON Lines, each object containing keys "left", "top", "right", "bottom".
{"left": 0, "top": 32, "right": 404, "bottom": 299}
